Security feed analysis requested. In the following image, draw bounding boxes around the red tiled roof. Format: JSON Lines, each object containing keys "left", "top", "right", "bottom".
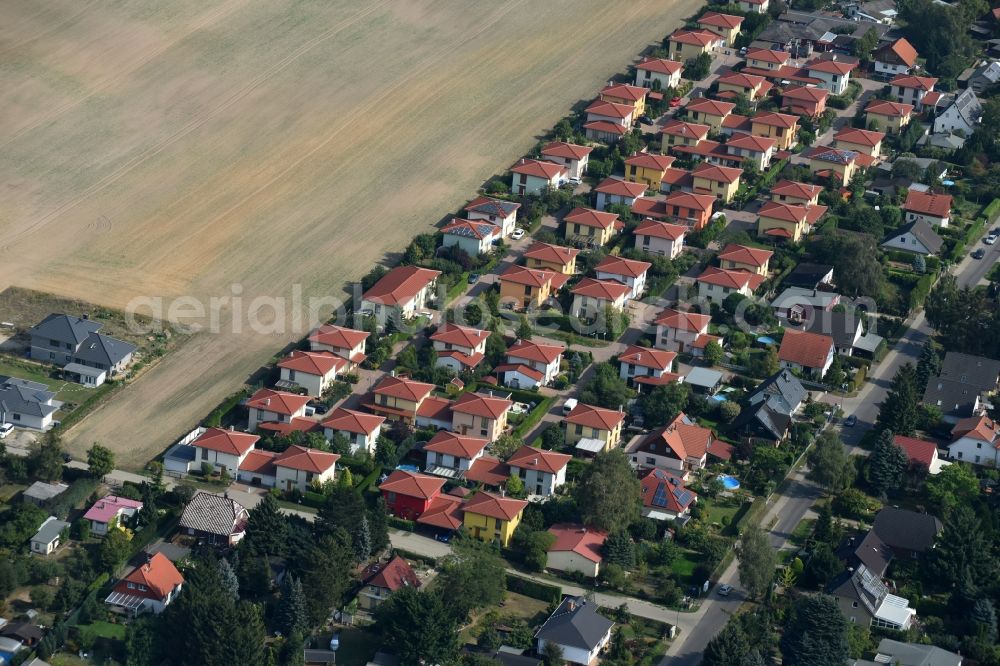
{"left": 373, "top": 375, "right": 435, "bottom": 402}
{"left": 692, "top": 162, "right": 742, "bottom": 184}
{"left": 415, "top": 395, "right": 453, "bottom": 421}
{"left": 362, "top": 266, "right": 441, "bottom": 306}
{"left": 275, "top": 445, "right": 339, "bottom": 474}
{"left": 751, "top": 111, "right": 798, "bottom": 129}
{"left": 890, "top": 74, "right": 937, "bottom": 91}
{"left": 661, "top": 119, "right": 711, "bottom": 140}
{"left": 866, "top": 99, "right": 914, "bottom": 117}
{"left": 834, "top": 127, "right": 885, "bottom": 148}
{"left": 771, "top": 180, "right": 822, "bottom": 200}
{"left": 951, "top": 415, "right": 1000, "bottom": 444}
{"left": 655, "top": 307, "right": 710, "bottom": 331}
{"left": 585, "top": 99, "right": 635, "bottom": 120}
{"left": 500, "top": 264, "right": 561, "bottom": 288}
{"left": 747, "top": 48, "right": 789, "bottom": 65}
{"left": 641, "top": 412, "right": 713, "bottom": 461}
{"left": 921, "top": 91, "right": 943, "bottom": 108}
{"left": 564, "top": 206, "right": 621, "bottom": 230}
{"left": 594, "top": 178, "right": 648, "bottom": 197}
{"left": 665, "top": 190, "right": 715, "bottom": 212}
{"left": 583, "top": 119, "right": 627, "bottom": 136}
{"left": 321, "top": 407, "right": 385, "bottom": 436}
{"left": 669, "top": 28, "right": 724, "bottom": 47}
{"left": 764, "top": 227, "right": 793, "bottom": 238}
{"left": 379, "top": 469, "right": 445, "bottom": 499}
{"left": 893, "top": 435, "right": 937, "bottom": 469}
{"left": 808, "top": 58, "right": 857, "bottom": 76}
{"left": 120, "top": 552, "right": 183, "bottom": 601}
{"left": 718, "top": 243, "right": 773, "bottom": 268}
{"left": 507, "top": 445, "right": 571, "bottom": 475}
{"left": 246, "top": 389, "right": 310, "bottom": 416}
{"left": 362, "top": 555, "right": 420, "bottom": 591}
{"left": 511, "top": 158, "right": 567, "bottom": 179}
{"left": 696, "top": 266, "right": 765, "bottom": 291}
{"left": 726, "top": 133, "right": 777, "bottom": 152}
{"left": 636, "top": 57, "right": 683, "bottom": 75}
{"left": 625, "top": 152, "right": 676, "bottom": 171}
{"left": 601, "top": 83, "right": 649, "bottom": 103}
{"left": 192, "top": 427, "right": 260, "bottom": 456}
{"left": 547, "top": 523, "right": 608, "bottom": 563}
{"left": 883, "top": 38, "right": 918, "bottom": 67}
{"left": 430, "top": 323, "right": 490, "bottom": 349}
{"left": 778, "top": 329, "right": 834, "bottom": 369}
{"left": 904, "top": 190, "right": 952, "bottom": 218}
{"left": 595, "top": 255, "right": 651, "bottom": 279}
{"left": 441, "top": 218, "right": 500, "bottom": 240}
{"left": 571, "top": 278, "right": 631, "bottom": 301}
{"left": 717, "top": 71, "right": 767, "bottom": 91}
{"left": 698, "top": 11, "right": 744, "bottom": 29}
{"left": 565, "top": 403, "right": 625, "bottom": 431}
{"left": 238, "top": 449, "right": 277, "bottom": 475}
{"left": 634, "top": 218, "right": 687, "bottom": 240}
{"left": 277, "top": 350, "right": 345, "bottom": 377}
{"left": 619, "top": 345, "right": 676, "bottom": 371}
{"left": 707, "top": 439, "right": 735, "bottom": 460}
{"left": 507, "top": 340, "right": 564, "bottom": 364}
{"left": 308, "top": 324, "right": 369, "bottom": 350}
{"left": 464, "top": 455, "right": 510, "bottom": 487}
{"left": 424, "top": 430, "right": 489, "bottom": 458}
{"left": 494, "top": 363, "right": 545, "bottom": 382}
{"left": 640, "top": 468, "right": 697, "bottom": 513}
{"left": 416, "top": 495, "right": 464, "bottom": 530}
{"left": 452, "top": 391, "right": 512, "bottom": 419}
{"left": 462, "top": 491, "right": 528, "bottom": 521}
{"left": 782, "top": 85, "right": 829, "bottom": 103}
{"left": 686, "top": 97, "right": 736, "bottom": 117}
{"left": 541, "top": 141, "right": 593, "bottom": 161}
{"left": 523, "top": 241, "right": 580, "bottom": 265}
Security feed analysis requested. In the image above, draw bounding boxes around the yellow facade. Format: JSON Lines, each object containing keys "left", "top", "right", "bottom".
{"left": 688, "top": 110, "right": 727, "bottom": 131}
{"left": 626, "top": 164, "right": 667, "bottom": 190}
{"left": 463, "top": 509, "right": 522, "bottom": 547}
{"left": 751, "top": 120, "right": 798, "bottom": 151}
{"left": 563, "top": 421, "right": 623, "bottom": 452}
{"left": 693, "top": 175, "right": 740, "bottom": 203}
{"left": 564, "top": 222, "right": 614, "bottom": 247}
{"left": 500, "top": 278, "right": 552, "bottom": 311}
{"left": 669, "top": 41, "right": 713, "bottom": 62}
{"left": 601, "top": 92, "right": 646, "bottom": 118}
{"left": 453, "top": 411, "right": 507, "bottom": 441}
{"left": 757, "top": 216, "right": 806, "bottom": 242}
{"left": 373, "top": 394, "right": 419, "bottom": 423}
{"left": 808, "top": 158, "right": 857, "bottom": 185}
{"left": 702, "top": 25, "right": 740, "bottom": 46}
{"left": 835, "top": 138, "right": 882, "bottom": 158}
{"left": 662, "top": 133, "right": 703, "bottom": 151}
{"left": 720, "top": 258, "right": 769, "bottom": 275}
{"left": 718, "top": 81, "right": 760, "bottom": 100}
{"left": 526, "top": 255, "right": 576, "bottom": 274}
{"left": 866, "top": 111, "right": 909, "bottom": 134}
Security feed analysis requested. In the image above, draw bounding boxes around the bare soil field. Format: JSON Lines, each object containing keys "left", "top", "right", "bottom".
{"left": 0, "top": 0, "right": 700, "bottom": 469}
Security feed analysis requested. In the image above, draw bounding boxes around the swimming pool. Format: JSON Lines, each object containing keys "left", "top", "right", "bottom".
{"left": 718, "top": 474, "right": 740, "bottom": 490}
{"left": 395, "top": 464, "right": 420, "bottom": 473}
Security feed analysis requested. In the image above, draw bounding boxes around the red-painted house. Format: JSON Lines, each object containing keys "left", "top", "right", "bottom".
{"left": 378, "top": 470, "right": 446, "bottom": 520}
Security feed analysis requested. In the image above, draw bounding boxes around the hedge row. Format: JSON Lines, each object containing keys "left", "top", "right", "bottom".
{"left": 203, "top": 388, "right": 251, "bottom": 428}
{"left": 48, "top": 477, "right": 100, "bottom": 521}
{"left": 908, "top": 272, "right": 937, "bottom": 312}
{"left": 982, "top": 198, "right": 1000, "bottom": 221}
{"left": 388, "top": 516, "right": 415, "bottom": 532}
{"left": 356, "top": 465, "right": 383, "bottom": 493}
{"left": 392, "top": 547, "right": 439, "bottom": 568}
{"left": 512, "top": 396, "right": 556, "bottom": 439}
{"left": 506, "top": 574, "right": 562, "bottom": 604}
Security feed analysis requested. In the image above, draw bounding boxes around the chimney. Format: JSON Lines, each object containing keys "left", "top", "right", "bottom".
{"left": 390, "top": 370, "right": 396, "bottom": 378}
{"left": 229, "top": 425, "right": 234, "bottom": 431}
{"left": 264, "top": 398, "right": 270, "bottom": 407}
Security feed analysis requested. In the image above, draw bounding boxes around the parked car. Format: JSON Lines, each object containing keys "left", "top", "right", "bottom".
{"left": 329, "top": 633, "right": 340, "bottom": 651}
{"left": 717, "top": 584, "right": 734, "bottom": 596}
{"left": 986, "top": 234, "right": 998, "bottom": 245}
{"left": 468, "top": 273, "right": 480, "bottom": 283}
{"left": 638, "top": 114, "right": 654, "bottom": 124}
{"left": 669, "top": 96, "right": 682, "bottom": 108}
{"left": 562, "top": 398, "right": 578, "bottom": 414}
{"left": 973, "top": 248, "right": 986, "bottom": 259}
{"left": 0, "top": 423, "right": 12, "bottom": 439}
{"left": 844, "top": 415, "right": 857, "bottom": 427}
{"left": 568, "top": 176, "right": 582, "bottom": 185}
{"left": 510, "top": 228, "right": 526, "bottom": 240}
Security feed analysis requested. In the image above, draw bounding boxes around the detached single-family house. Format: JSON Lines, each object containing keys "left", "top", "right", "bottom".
{"left": 497, "top": 340, "right": 564, "bottom": 389}
{"left": 84, "top": 495, "right": 143, "bottom": 536}
{"left": 772, "top": 287, "right": 841, "bottom": 322}
{"left": 424, "top": 430, "right": 489, "bottom": 478}
{"left": 430, "top": 323, "right": 490, "bottom": 373}
{"left": 746, "top": 47, "right": 789, "bottom": 71}
{"left": 771, "top": 179, "right": 822, "bottom": 206}
{"left": 874, "top": 38, "right": 919, "bottom": 78}
{"left": 661, "top": 119, "right": 711, "bottom": 151}
{"left": 947, "top": 415, "right": 1000, "bottom": 466}
{"left": 368, "top": 375, "right": 436, "bottom": 424}
{"left": 535, "top": 597, "right": 614, "bottom": 666}
{"left": 463, "top": 491, "right": 528, "bottom": 547}
{"left": 499, "top": 264, "right": 568, "bottom": 311}
{"left": 865, "top": 99, "right": 914, "bottom": 134}
{"left": 190, "top": 427, "right": 260, "bottom": 475}
{"left": 361, "top": 265, "right": 441, "bottom": 326}
{"left": 856, "top": 639, "right": 962, "bottom": 666}
{"left": 697, "top": 12, "right": 744, "bottom": 46}
{"left": 922, "top": 352, "right": 1000, "bottom": 422}
{"left": 594, "top": 178, "right": 647, "bottom": 211}
{"left": 757, "top": 200, "right": 827, "bottom": 242}
{"left": 833, "top": 127, "right": 886, "bottom": 158}
{"left": 523, "top": 241, "right": 580, "bottom": 274}
{"left": 441, "top": 218, "right": 501, "bottom": 257}
{"left": 667, "top": 29, "right": 724, "bottom": 61}
{"left": 634, "top": 57, "right": 683, "bottom": 90}
{"left": 321, "top": 407, "right": 385, "bottom": 455}
{"left": 358, "top": 555, "right": 420, "bottom": 611}
{"left": 564, "top": 403, "right": 626, "bottom": 454}
{"left": 307, "top": 324, "right": 369, "bottom": 369}
{"left": 0, "top": 377, "right": 59, "bottom": 431}
{"left": 640, "top": 468, "right": 698, "bottom": 520}
{"left": 546, "top": 524, "right": 608, "bottom": 578}
{"left": 628, "top": 412, "right": 712, "bottom": 476}
{"left": 105, "top": 552, "right": 183, "bottom": 616}
{"left": 277, "top": 350, "right": 345, "bottom": 397}
{"left": 690, "top": 162, "right": 742, "bottom": 203}
{"left": 890, "top": 74, "right": 938, "bottom": 110}
{"left": 570, "top": 278, "right": 631, "bottom": 321}
{"left": 716, "top": 71, "right": 771, "bottom": 101}
{"left": 781, "top": 85, "right": 829, "bottom": 118}
{"left": 903, "top": 190, "right": 952, "bottom": 228}
{"left": 510, "top": 158, "right": 567, "bottom": 196}
{"left": 246, "top": 389, "right": 310, "bottom": 431}
{"left": 893, "top": 435, "right": 946, "bottom": 475}
{"left": 595, "top": 255, "right": 651, "bottom": 299}
{"left": 178, "top": 491, "right": 248, "bottom": 546}
{"left": 807, "top": 56, "right": 857, "bottom": 95}
{"left": 451, "top": 391, "right": 512, "bottom": 442}
{"left": 750, "top": 111, "right": 799, "bottom": 151}
{"left": 633, "top": 218, "right": 686, "bottom": 258}
{"left": 379, "top": 470, "right": 447, "bottom": 520}
{"left": 22, "top": 481, "right": 68, "bottom": 507}
{"left": 830, "top": 564, "right": 916, "bottom": 630}
{"left": 507, "top": 445, "right": 571, "bottom": 497}
{"left": 600, "top": 83, "right": 649, "bottom": 117}
{"left": 540, "top": 141, "right": 593, "bottom": 181}
{"left": 625, "top": 152, "right": 677, "bottom": 192}
{"left": 739, "top": 0, "right": 769, "bottom": 13}
{"left": 717, "top": 243, "right": 772, "bottom": 275}
{"left": 655, "top": 308, "right": 714, "bottom": 354}
{"left": 585, "top": 98, "right": 636, "bottom": 129}
{"left": 696, "top": 266, "right": 766, "bottom": 301}
{"left": 30, "top": 516, "right": 69, "bottom": 556}
{"left": 685, "top": 98, "right": 735, "bottom": 131}
{"left": 803, "top": 146, "right": 867, "bottom": 185}
{"left": 778, "top": 329, "right": 835, "bottom": 378}
{"left": 29, "top": 313, "right": 137, "bottom": 384}
{"left": 563, "top": 206, "right": 621, "bottom": 246}
{"left": 716, "top": 133, "right": 776, "bottom": 171}
{"left": 881, "top": 220, "right": 944, "bottom": 256}
{"left": 618, "top": 345, "right": 680, "bottom": 390}
{"left": 933, "top": 89, "right": 983, "bottom": 136}
{"left": 798, "top": 309, "right": 878, "bottom": 357}
{"left": 464, "top": 196, "right": 521, "bottom": 238}
{"left": 273, "top": 445, "right": 339, "bottom": 493}
{"left": 653, "top": 191, "right": 716, "bottom": 231}
{"left": 733, "top": 369, "right": 806, "bottom": 441}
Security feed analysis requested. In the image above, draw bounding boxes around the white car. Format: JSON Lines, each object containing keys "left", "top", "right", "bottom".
{"left": 510, "top": 228, "right": 526, "bottom": 240}
{"left": 986, "top": 234, "right": 998, "bottom": 245}
{"left": 0, "top": 423, "right": 13, "bottom": 439}
{"left": 717, "top": 584, "right": 734, "bottom": 596}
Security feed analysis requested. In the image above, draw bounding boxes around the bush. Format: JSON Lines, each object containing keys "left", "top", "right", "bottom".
{"left": 506, "top": 574, "right": 562, "bottom": 604}
{"left": 47, "top": 477, "right": 100, "bottom": 521}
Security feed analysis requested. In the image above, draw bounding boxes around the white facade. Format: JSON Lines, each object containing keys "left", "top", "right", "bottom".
{"left": 780, "top": 347, "right": 834, "bottom": 379}
{"left": 809, "top": 69, "right": 850, "bottom": 95}
{"left": 722, "top": 144, "right": 774, "bottom": 171}
{"left": 502, "top": 367, "right": 545, "bottom": 389}
{"left": 947, "top": 435, "right": 999, "bottom": 467}
{"left": 655, "top": 324, "right": 706, "bottom": 353}
{"left": 546, "top": 550, "right": 600, "bottom": 578}
{"left": 619, "top": 361, "right": 675, "bottom": 385}
{"left": 882, "top": 230, "right": 937, "bottom": 255}
{"left": 698, "top": 279, "right": 752, "bottom": 302}
{"left": 192, "top": 446, "right": 248, "bottom": 475}
{"left": 278, "top": 366, "right": 336, "bottom": 397}
{"left": 595, "top": 190, "right": 640, "bottom": 211}
{"left": 635, "top": 67, "right": 681, "bottom": 91}
{"left": 442, "top": 226, "right": 500, "bottom": 257}
{"left": 571, "top": 293, "right": 626, "bottom": 320}
{"left": 905, "top": 210, "right": 949, "bottom": 229}
{"left": 634, "top": 231, "right": 683, "bottom": 259}
{"left": 508, "top": 464, "right": 567, "bottom": 496}
{"left": 542, "top": 154, "right": 590, "bottom": 181}
{"left": 875, "top": 59, "right": 910, "bottom": 78}
{"left": 362, "top": 283, "right": 436, "bottom": 326}
{"left": 933, "top": 102, "right": 979, "bottom": 136}
{"left": 275, "top": 464, "right": 335, "bottom": 493}
{"left": 595, "top": 269, "right": 647, "bottom": 300}
{"left": 738, "top": 0, "right": 768, "bottom": 12}
{"left": 511, "top": 172, "right": 562, "bottom": 197}
{"left": 466, "top": 209, "right": 517, "bottom": 238}
{"left": 507, "top": 354, "right": 560, "bottom": 386}
{"left": 892, "top": 84, "right": 931, "bottom": 110}
{"left": 537, "top": 637, "right": 610, "bottom": 666}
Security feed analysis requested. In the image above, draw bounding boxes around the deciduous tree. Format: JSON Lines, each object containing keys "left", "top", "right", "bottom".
{"left": 86, "top": 443, "right": 115, "bottom": 478}
{"left": 737, "top": 526, "right": 777, "bottom": 600}
{"left": 574, "top": 448, "right": 640, "bottom": 532}
{"left": 807, "top": 430, "right": 855, "bottom": 493}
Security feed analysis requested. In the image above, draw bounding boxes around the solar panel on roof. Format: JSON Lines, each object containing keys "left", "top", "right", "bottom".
{"left": 652, "top": 483, "right": 669, "bottom": 508}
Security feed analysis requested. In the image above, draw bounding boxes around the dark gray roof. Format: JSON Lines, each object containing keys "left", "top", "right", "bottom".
{"left": 854, "top": 529, "right": 893, "bottom": 577}
{"left": 303, "top": 650, "right": 337, "bottom": 664}
{"left": 872, "top": 507, "right": 942, "bottom": 554}
{"left": 467, "top": 198, "right": 520, "bottom": 217}
{"left": 801, "top": 310, "right": 863, "bottom": 350}
{"left": 861, "top": 638, "right": 962, "bottom": 666}
{"left": 735, "top": 370, "right": 807, "bottom": 440}
{"left": 938, "top": 352, "right": 1000, "bottom": 391}
{"left": 535, "top": 597, "right": 614, "bottom": 651}
{"left": 0, "top": 377, "right": 58, "bottom": 419}
{"left": 783, "top": 263, "right": 834, "bottom": 289}
{"left": 947, "top": 89, "right": 983, "bottom": 126}
{"left": 883, "top": 220, "right": 944, "bottom": 255}
{"left": 922, "top": 377, "right": 980, "bottom": 417}
{"left": 73, "top": 332, "right": 137, "bottom": 367}
{"left": 29, "top": 313, "right": 102, "bottom": 345}
{"left": 179, "top": 492, "right": 247, "bottom": 538}
{"left": 759, "top": 10, "right": 891, "bottom": 44}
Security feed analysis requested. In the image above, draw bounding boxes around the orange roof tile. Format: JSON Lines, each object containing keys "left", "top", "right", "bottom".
{"left": 890, "top": 74, "right": 937, "bottom": 91}
{"left": 565, "top": 403, "right": 625, "bottom": 430}
{"left": 692, "top": 162, "right": 742, "bottom": 184}
{"left": 884, "top": 38, "right": 918, "bottom": 67}
{"left": 451, "top": 392, "right": 513, "bottom": 419}
{"left": 747, "top": 48, "right": 789, "bottom": 65}
{"left": 424, "top": 430, "right": 489, "bottom": 458}
{"left": 500, "top": 264, "right": 561, "bottom": 288}
{"left": 661, "top": 119, "right": 711, "bottom": 140}
{"left": 865, "top": 99, "right": 914, "bottom": 117}
{"left": 595, "top": 255, "right": 651, "bottom": 279}
{"left": 246, "top": 389, "right": 310, "bottom": 416}
{"left": 717, "top": 71, "right": 766, "bottom": 90}
{"left": 618, "top": 345, "right": 676, "bottom": 371}
{"left": 770, "top": 180, "right": 822, "bottom": 200}
{"left": 585, "top": 99, "right": 635, "bottom": 120}
{"left": 808, "top": 58, "right": 856, "bottom": 76}
{"left": 547, "top": 523, "right": 608, "bottom": 563}
{"left": 656, "top": 307, "right": 711, "bottom": 331}
{"left": 752, "top": 111, "right": 798, "bottom": 129}
{"left": 951, "top": 415, "right": 1000, "bottom": 444}
{"left": 634, "top": 218, "right": 687, "bottom": 240}
{"left": 583, "top": 119, "right": 628, "bottom": 136}
{"left": 373, "top": 375, "right": 435, "bottom": 402}
{"left": 464, "top": 455, "right": 511, "bottom": 487}
{"left": 778, "top": 329, "right": 834, "bottom": 369}
{"left": 523, "top": 241, "right": 580, "bottom": 265}
{"left": 541, "top": 141, "right": 593, "bottom": 161}
{"left": 416, "top": 494, "right": 464, "bottom": 530}
{"left": 462, "top": 491, "right": 528, "bottom": 521}
{"left": 308, "top": 324, "right": 369, "bottom": 350}
{"left": 362, "top": 555, "right": 420, "bottom": 592}
{"left": 564, "top": 206, "right": 621, "bottom": 229}
{"left": 698, "top": 11, "right": 744, "bottom": 29}
{"left": 782, "top": 85, "right": 829, "bottom": 103}
{"left": 321, "top": 407, "right": 385, "bottom": 436}
{"left": 904, "top": 190, "right": 952, "bottom": 218}
{"left": 275, "top": 445, "right": 339, "bottom": 474}
{"left": 696, "top": 266, "right": 765, "bottom": 291}
{"left": 379, "top": 469, "right": 445, "bottom": 499}
{"left": 834, "top": 127, "right": 885, "bottom": 148}
{"left": 636, "top": 57, "right": 683, "bottom": 75}
{"left": 669, "top": 28, "right": 724, "bottom": 47}
{"left": 718, "top": 243, "right": 773, "bottom": 268}
{"left": 625, "top": 152, "right": 676, "bottom": 171}
{"left": 594, "top": 177, "right": 648, "bottom": 197}
{"left": 362, "top": 266, "right": 441, "bottom": 306}
{"left": 430, "top": 323, "right": 490, "bottom": 349}
{"left": 665, "top": 190, "right": 715, "bottom": 212}
{"left": 686, "top": 97, "right": 736, "bottom": 117}
{"left": 277, "top": 350, "right": 345, "bottom": 376}
{"left": 726, "top": 133, "right": 777, "bottom": 152}
{"left": 511, "top": 158, "right": 568, "bottom": 179}
{"left": 507, "top": 340, "right": 564, "bottom": 364}
{"left": 600, "top": 83, "right": 649, "bottom": 103}
{"left": 507, "top": 445, "right": 571, "bottom": 475}
{"left": 192, "top": 427, "right": 260, "bottom": 456}
{"left": 120, "top": 552, "right": 183, "bottom": 600}
{"left": 571, "top": 278, "right": 631, "bottom": 301}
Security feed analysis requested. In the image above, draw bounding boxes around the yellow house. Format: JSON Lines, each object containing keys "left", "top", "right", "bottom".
{"left": 685, "top": 98, "right": 735, "bottom": 131}
{"left": 667, "top": 29, "right": 723, "bottom": 61}
{"left": 750, "top": 112, "right": 799, "bottom": 151}
{"left": 625, "top": 152, "right": 676, "bottom": 191}
{"left": 770, "top": 180, "right": 822, "bottom": 206}
{"left": 368, "top": 375, "right": 436, "bottom": 423}
{"left": 600, "top": 83, "right": 648, "bottom": 118}
{"left": 522, "top": 242, "right": 579, "bottom": 274}
{"left": 757, "top": 200, "right": 828, "bottom": 243}
{"left": 691, "top": 163, "right": 741, "bottom": 203}
{"left": 745, "top": 47, "right": 789, "bottom": 71}
{"left": 563, "top": 207, "right": 620, "bottom": 247}
{"left": 833, "top": 127, "right": 885, "bottom": 158}
{"left": 498, "top": 265, "right": 568, "bottom": 311}
{"left": 661, "top": 119, "right": 711, "bottom": 151}
{"left": 717, "top": 243, "right": 773, "bottom": 276}
{"left": 716, "top": 71, "right": 772, "bottom": 101}
{"left": 804, "top": 146, "right": 866, "bottom": 185}
{"left": 864, "top": 99, "right": 914, "bottom": 134}
{"left": 696, "top": 12, "right": 744, "bottom": 47}
{"left": 564, "top": 403, "right": 626, "bottom": 453}
{"left": 462, "top": 492, "right": 528, "bottom": 547}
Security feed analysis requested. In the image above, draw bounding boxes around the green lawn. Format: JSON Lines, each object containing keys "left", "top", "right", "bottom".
{"left": 671, "top": 549, "right": 705, "bottom": 584}
{"left": 789, "top": 518, "right": 815, "bottom": 547}
{"left": 0, "top": 355, "right": 110, "bottom": 407}
{"left": 700, "top": 500, "right": 739, "bottom": 527}
{"left": 77, "top": 620, "right": 127, "bottom": 640}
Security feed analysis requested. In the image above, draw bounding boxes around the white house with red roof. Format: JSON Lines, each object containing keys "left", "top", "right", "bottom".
{"left": 540, "top": 141, "right": 593, "bottom": 180}
{"left": 595, "top": 255, "right": 651, "bottom": 299}
{"left": 570, "top": 278, "right": 631, "bottom": 320}
{"left": 498, "top": 340, "right": 564, "bottom": 389}
{"left": 634, "top": 57, "right": 683, "bottom": 90}
{"left": 738, "top": 0, "right": 768, "bottom": 13}
{"left": 903, "top": 190, "right": 952, "bottom": 228}
{"left": 633, "top": 218, "right": 686, "bottom": 259}
{"left": 655, "top": 308, "right": 714, "bottom": 354}
{"left": 190, "top": 426, "right": 260, "bottom": 474}
{"left": 594, "top": 177, "right": 647, "bottom": 211}
{"left": 274, "top": 445, "right": 339, "bottom": 492}
{"left": 451, "top": 391, "right": 512, "bottom": 442}
{"left": 874, "top": 38, "right": 919, "bottom": 79}
{"left": 546, "top": 524, "right": 608, "bottom": 578}
{"left": 361, "top": 266, "right": 441, "bottom": 326}
{"left": 246, "top": 389, "right": 310, "bottom": 431}
{"left": 618, "top": 345, "right": 680, "bottom": 390}
{"left": 696, "top": 266, "right": 766, "bottom": 302}
{"left": 890, "top": 74, "right": 938, "bottom": 110}
{"left": 778, "top": 329, "right": 835, "bottom": 378}
{"left": 277, "top": 350, "right": 345, "bottom": 397}
{"left": 715, "top": 133, "right": 776, "bottom": 171}
{"left": 584, "top": 99, "right": 636, "bottom": 141}
{"left": 441, "top": 218, "right": 501, "bottom": 256}
{"left": 423, "top": 430, "right": 489, "bottom": 478}
{"left": 806, "top": 56, "right": 857, "bottom": 95}
{"left": 307, "top": 324, "right": 369, "bottom": 369}
{"left": 893, "top": 435, "right": 946, "bottom": 475}
{"left": 510, "top": 158, "right": 568, "bottom": 196}
{"left": 321, "top": 407, "right": 385, "bottom": 455}
{"left": 627, "top": 412, "right": 713, "bottom": 477}
{"left": 507, "top": 445, "right": 571, "bottom": 496}
{"left": 947, "top": 415, "right": 1000, "bottom": 467}
{"left": 464, "top": 196, "right": 520, "bottom": 237}
{"left": 105, "top": 552, "right": 183, "bottom": 616}
{"left": 84, "top": 495, "right": 144, "bottom": 536}
{"left": 430, "top": 323, "right": 490, "bottom": 374}
{"left": 358, "top": 555, "right": 421, "bottom": 611}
